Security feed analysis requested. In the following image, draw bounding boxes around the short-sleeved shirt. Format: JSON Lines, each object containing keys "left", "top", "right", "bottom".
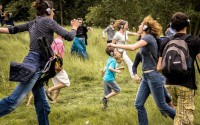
{"left": 159, "top": 33, "right": 200, "bottom": 89}
{"left": 103, "top": 57, "right": 117, "bottom": 82}
{"left": 104, "top": 26, "right": 115, "bottom": 41}
{"left": 51, "top": 37, "right": 65, "bottom": 58}
{"left": 113, "top": 31, "right": 130, "bottom": 52}
{"left": 140, "top": 34, "right": 158, "bottom": 71}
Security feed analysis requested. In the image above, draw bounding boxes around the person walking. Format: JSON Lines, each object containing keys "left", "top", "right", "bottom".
{"left": 157, "top": 12, "right": 200, "bottom": 125}
{"left": 112, "top": 19, "right": 139, "bottom": 79}
{"left": 71, "top": 18, "right": 93, "bottom": 59}
{"left": 102, "top": 19, "right": 116, "bottom": 43}
{"left": 0, "top": 0, "right": 79, "bottom": 124}
{"left": 108, "top": 16, "right": 176, "bottom": 125}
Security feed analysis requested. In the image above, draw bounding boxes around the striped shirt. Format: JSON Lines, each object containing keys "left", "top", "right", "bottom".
{"left": 8, "top": 16, "right": 76, "bottom": 53}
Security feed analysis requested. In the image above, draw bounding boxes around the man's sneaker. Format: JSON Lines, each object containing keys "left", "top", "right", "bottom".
{"left": 102, "top": 97, "right": 108, "bottom": 109}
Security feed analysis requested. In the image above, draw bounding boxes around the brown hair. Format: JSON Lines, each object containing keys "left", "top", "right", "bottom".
{"left": 32, "top": 0, "right": 54, "bottom": 16}
{"left": 105, "top": 47, "right": 115, "bottom": 56}
{"left": 142, "top": 16, "right": 162, "bottom": 37}
{"left": 170, "top": 12, "right": 190, "bottom": 32}
{"left": 114, "top": 19, "right": 127, "bottom": 31}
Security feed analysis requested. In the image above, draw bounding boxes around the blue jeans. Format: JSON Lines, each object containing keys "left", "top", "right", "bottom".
{"left": 71, "top": 37, "right": 88, "bottom": 58}
{"left": 0, "top": 51, "right": 50, "bottom": 125}
{"left": 134, "top": 71, "right": 175, "bottom": 125}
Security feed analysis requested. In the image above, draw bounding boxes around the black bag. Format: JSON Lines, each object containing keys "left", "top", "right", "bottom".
{"left": 9, "top": 62, "right": 36, "bottom": 83}
{"left": 37, "top": 37, "right": 63, "bottom": 83}
{"left": 37, "top": 37, "right": 54, "bottom": 61}
{"left": 40, "top": 55, "right": 63, "bottom": 84}
{"left": 161, "top": 35, "right": 192, "bottom": 78}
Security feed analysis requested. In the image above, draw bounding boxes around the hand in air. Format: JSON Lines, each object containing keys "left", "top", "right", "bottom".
{"left": 71, "top": 19, "right": 79, "bottom": 30}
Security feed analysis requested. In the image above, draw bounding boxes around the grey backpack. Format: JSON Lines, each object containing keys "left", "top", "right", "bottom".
{"left": 161, "top": 35, "right": 192, "bottom": 78}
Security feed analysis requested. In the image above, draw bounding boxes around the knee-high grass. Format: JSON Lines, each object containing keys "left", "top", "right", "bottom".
{"left": 0, "top": 26, "right": 199, "bottom": 125}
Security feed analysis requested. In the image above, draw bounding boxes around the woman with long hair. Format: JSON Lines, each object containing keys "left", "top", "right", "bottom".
{"left": 108, "top": 16, "right": 175, "bottom": 125}
{"left": 112, "top": 19, "right": 138, "bottom": 79}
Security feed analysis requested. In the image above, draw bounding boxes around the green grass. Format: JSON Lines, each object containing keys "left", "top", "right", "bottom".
{"left": 0, "top": 27, "right": 200, "bottom": 125}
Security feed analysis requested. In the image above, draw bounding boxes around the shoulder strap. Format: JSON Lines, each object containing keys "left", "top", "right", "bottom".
{"left": 195, "top": 59, "right": 200, "bottom": 73}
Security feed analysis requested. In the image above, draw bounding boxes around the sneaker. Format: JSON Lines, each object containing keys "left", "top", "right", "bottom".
{"left": 45, "top": 90, "right": 53, "bottom": 101}
{"left": 102, "top": 97, "right": 108, "bottom": 109}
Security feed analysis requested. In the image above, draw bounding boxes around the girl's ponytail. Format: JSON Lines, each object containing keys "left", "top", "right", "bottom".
{"left": 32, "top": 0, "right": 44, "bottom": 8}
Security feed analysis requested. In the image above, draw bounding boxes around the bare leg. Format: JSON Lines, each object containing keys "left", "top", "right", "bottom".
{"left": 105, "top": 91, "right": 118, "bottom": 99}
{"left": 52, "top": 89, "right": 61, "bottom": 103}
{"left": 48, "top": 83, "right": 66, "bottom": 92}
{"left": 26, "top": 93, "right": 33, "bottom": 106}
{"left": 47, "top": 83, "right": 66, "bottom": 103}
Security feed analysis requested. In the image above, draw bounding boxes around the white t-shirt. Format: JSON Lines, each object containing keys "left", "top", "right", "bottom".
{"left": 113, "top": 31, "right": 131, "bottom": 52}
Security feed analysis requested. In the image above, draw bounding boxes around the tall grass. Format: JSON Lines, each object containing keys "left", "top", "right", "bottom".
{"left": 0, "top": 27, "right": 200, "bottom": 125}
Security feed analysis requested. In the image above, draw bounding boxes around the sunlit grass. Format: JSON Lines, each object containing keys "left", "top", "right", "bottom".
{"left": 0, "top": 26, "right": 199, "bottom": 125}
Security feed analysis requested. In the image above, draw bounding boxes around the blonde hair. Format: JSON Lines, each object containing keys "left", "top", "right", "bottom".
{"left": 113, "top": 19, "right": 127, "bottom": 31}
{"left": 143, "top": 16, "right": 162, "bottom": 37}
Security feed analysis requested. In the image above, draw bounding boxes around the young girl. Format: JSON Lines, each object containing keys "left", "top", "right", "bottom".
{"left": 46, "top": 35, "right": 71, "bottom": 103}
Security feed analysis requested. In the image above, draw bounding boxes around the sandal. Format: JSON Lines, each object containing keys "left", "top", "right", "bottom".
{"left": 45, "top": 89, "right": 53, "bottom": 101}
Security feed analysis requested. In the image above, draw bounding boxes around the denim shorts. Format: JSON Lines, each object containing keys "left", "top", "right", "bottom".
{"left": 103, "top": 81, "right": 121, "bottom": 95}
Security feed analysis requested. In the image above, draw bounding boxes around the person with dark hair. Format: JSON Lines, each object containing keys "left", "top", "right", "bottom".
{"left": 157, "top": 12, "right": 200, "bottom": 125}
{"left": 102, "top": 19, "right": 116, "bottom": 43}
{"left": 71, "top": 18, "right": 93, "bottom": 59}
{"left": 108, "top": 16, "right": 176, "bottom": 124}
{"left": 0, "top": 0, "right": 79, "bottom": 124}
{"left": 101, "top": 47, "right": 124, "bottom": 109}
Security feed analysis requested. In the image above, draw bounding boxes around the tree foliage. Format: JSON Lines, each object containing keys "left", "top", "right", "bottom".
{"left": 1, "top": 0, "right": 200, "bottom": 35}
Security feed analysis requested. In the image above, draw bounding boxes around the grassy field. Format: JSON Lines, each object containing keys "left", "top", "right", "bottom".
{"left": 0, "top": 26, "right": 200, "bottom": 125}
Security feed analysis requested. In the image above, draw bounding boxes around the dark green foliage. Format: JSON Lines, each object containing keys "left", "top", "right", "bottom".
{"left": 1, "top": 0, "right": 200, "bottom": 35}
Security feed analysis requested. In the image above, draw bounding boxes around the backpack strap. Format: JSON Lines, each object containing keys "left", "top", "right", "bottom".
{"left": 195, "top": 58, "right": 200, "bottom": 73}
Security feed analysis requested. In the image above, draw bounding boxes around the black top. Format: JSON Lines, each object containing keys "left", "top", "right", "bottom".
{"left": 76, "top": 25, "right": 88, "bottom": 45}
{"left": 159, "top": 33, "right": 200, "bottom": 90}
{"left": 132, "top": 52, "right": 142, "bottom": 75}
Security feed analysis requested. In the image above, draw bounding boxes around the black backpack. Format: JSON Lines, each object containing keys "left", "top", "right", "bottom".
{"left": 161, "top": 34, "right": 192, "bottom": 78}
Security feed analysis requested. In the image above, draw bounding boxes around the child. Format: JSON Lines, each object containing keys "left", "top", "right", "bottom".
{"left": 45, "top": 35, "right": 70, "bottom": 103}
{"left": 101, "top": 47, "right": 124, "bottom": 109}
{"left": 27, "top": 35, "right": 70, "bottom": 105}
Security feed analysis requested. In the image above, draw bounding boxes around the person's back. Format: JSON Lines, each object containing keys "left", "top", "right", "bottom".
{"left": 158, "top": 12, "right": 200, "bottom": 125}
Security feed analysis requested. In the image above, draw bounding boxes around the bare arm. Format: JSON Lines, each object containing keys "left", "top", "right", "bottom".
{"left": 127, "top": 31, "right": 139, "bottom": 36}
{"left": 157, "top": 57, "right": 162, "bottom": 71}
{"left": 109, "top": 39, "right": 147, "bottom": 51}
{"left": 197, "top": 53, "right": 200, "bottom": 61}
{"left": 87, "top": 27, "right": 93, "bottom": 31}
{"left": 109, "top": 67, "right": 121, "bottom": 74}
{"left": 0, "top": 28, "right": 10, "bottom": 34}
{"left": 102, "top": 27, "right": 109, "bottom": 38}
